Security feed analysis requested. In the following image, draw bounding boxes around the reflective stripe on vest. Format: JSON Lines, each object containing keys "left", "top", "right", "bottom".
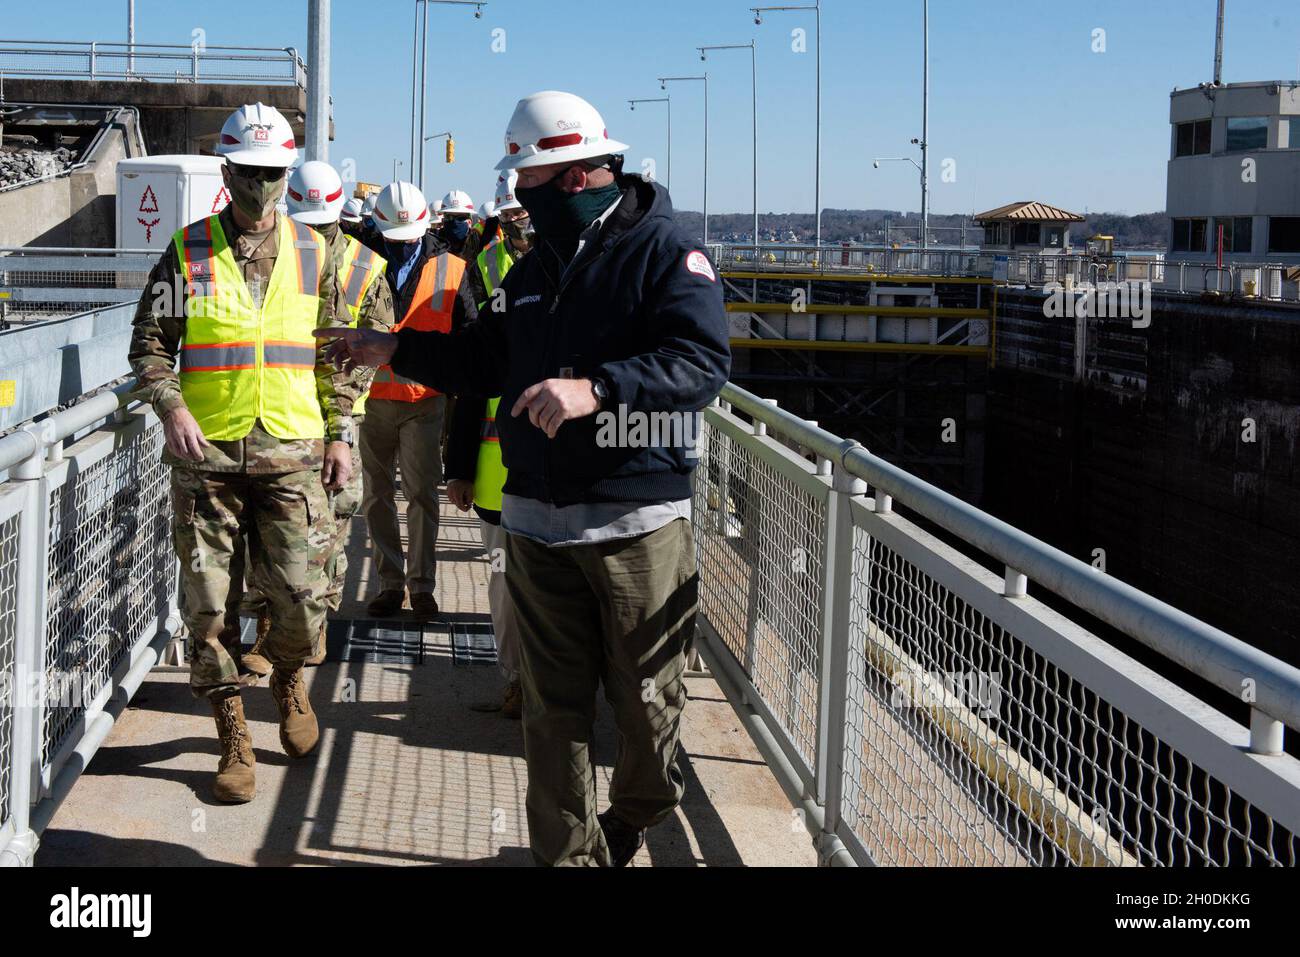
{"left": 337, "top": 235, "right": 387, "bottom": 417}
{"left": 171, "top": 215, "right": 328, "bottom": 441}
{"left": 338, "top": 235, "right": 386, "bottom": 325}
{"left": 370, "top": 251, "right": 465, "bottom": 402}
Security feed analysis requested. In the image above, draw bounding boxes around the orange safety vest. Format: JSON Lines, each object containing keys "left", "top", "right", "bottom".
{"left": 370, "top": 251, "right": 465, "bottom": 402}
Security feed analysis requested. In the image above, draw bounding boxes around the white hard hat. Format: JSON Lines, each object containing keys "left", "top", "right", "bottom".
{"left": 433, "top": 198, "right": 445, "bottom": 212}
{"left": 440, "top": 190, "right": 474, "bottom": 217}
{"left": 341, "top": 197, "right": 364, "bottom": 223}
{"left": 373, "top": 181, "right": 430, "bottom": 240}
{"left": 286, "top": 161, "right": 345, "bottom": 225}
{"left": 478, "top": 200, "right": 497, "bottom": 221}
{"left": 361, "top": 194, "right": 378, "bottom": 218}
{"left": 216, "top": 102, "right": 298, "bottom": 168}
{"left": 495, "top": 90, "right": 629, "bottom": 171}
{"left": 493, "top": 171, "right": 522, "bottom": 213}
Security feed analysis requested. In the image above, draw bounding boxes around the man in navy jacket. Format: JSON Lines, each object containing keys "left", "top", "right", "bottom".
{"left": 317, "top": 90, "right": 730, "bottom": 867}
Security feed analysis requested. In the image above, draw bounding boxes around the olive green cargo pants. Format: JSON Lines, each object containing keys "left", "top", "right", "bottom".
{"left": 504, "top": 519, "right": 698, "bottom": 867}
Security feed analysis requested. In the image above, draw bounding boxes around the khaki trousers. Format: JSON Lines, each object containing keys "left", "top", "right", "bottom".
{"left": 360, "top": 395, "right": 445, "bottom": 594}
{"left": 478, "top": 518, "right": 520, "bottom": 681}
{"left": 505, "top": 519, "right": 698, "bottom": 867}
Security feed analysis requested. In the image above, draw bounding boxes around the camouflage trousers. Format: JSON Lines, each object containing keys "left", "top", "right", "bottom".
{"left": 321, "top": 443, "right": 364, "bottom": 611}
{"left": 171, "top": 467, "right": 331, "bottom": 698}
{"left": 241, "top": 443, "right": 362, "bottom": 615}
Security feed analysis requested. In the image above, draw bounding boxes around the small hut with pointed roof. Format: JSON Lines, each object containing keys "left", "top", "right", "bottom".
{"left": 974, "top": 201, "right": 1085, "bottom": 255}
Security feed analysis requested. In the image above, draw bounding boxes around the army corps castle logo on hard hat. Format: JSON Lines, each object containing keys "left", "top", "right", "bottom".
{"left": 372, "top": 182, "right": 430, "bottom": 240}
{"left": 216, "top": 103, "right": 298, "bottom": 168}
{"left": 286, "top": 161, "right": 344, "bottom": 224}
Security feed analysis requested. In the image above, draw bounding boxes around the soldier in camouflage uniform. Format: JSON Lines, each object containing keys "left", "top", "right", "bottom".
{"left": 242, "top": 161, "right": 395, "bottom": 675}
{"left": 128, "top": 104, "right": 358, "bottom": 803}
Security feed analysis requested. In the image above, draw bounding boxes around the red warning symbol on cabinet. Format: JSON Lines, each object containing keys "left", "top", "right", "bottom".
{"left": 136, "top": 183, "right": 161, "bottom": 241}
{"left": 212, "top": 186, "right": 231, "bottom": 213}
{"left": 138, "top": 185, "right": 159, "bottom": 214}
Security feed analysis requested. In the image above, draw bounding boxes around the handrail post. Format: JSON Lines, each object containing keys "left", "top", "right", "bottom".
{"left": 89, "top": 41, "right": 96, "bottom": 80}
{"left": 2, "top": 427, "right": 52, "bottom": 865}
{"left": 1249, "top": 708, "right": 1284, "bottom": 755}
{"left": 817, "top": 462, "right": 866, "bottom": 863}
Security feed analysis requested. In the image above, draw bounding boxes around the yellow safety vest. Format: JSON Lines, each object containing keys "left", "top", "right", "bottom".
{"left": 471, "top": 234, "right": 516, "bottom": 512}
{"left": 336, "top": 234, "right": 387, "bottom": 416}
{"left": 477, "top": 232, "right": 513, "bottom": 300}
{"left": 172, "top": 214, "right": 328, "bottom": 442}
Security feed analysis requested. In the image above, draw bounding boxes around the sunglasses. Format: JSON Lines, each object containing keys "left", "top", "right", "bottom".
{"left": 228, "top": 163, "right": 285, "bottom": 183}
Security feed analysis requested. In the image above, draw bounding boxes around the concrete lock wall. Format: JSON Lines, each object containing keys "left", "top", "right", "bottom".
{"left": 0, "top": 111, "right": 143, "bottom": 247}
{"left": 986, "top": 288, "right": 1300, "bottom": 665}
{"left": 1, "top": 78, "right": 313, "bottom": 156}
{"left": 0, "top": 77, "right": 317, "bottom": 249}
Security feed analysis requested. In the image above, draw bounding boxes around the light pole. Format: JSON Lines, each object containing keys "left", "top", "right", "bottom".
{"left": 872, "top": 153, "right": 927, "bottom": 248}
{"left": 659, "top": 74, "right": 709, "bottom": 244}
{"left": 628, "top": 97, "right": 671, "bottom": 191}
{"left": 751, "top": 2, "right": 820, "bottom": 248}
{"left": 409, "top": 2, "right": 420, "bottom": 177}
{"left": 411, "top": 1, "right": 485, "bottom": 191}
{"left": 698, "top": 42, "right": 758, "bottom": 254}
{"left": 393, "top": 158, "right": 404, "bottom": 183}
{"left": 921, "top": 0, "right": 929, "bottom": 253}
{"left": 306, "top": 0, "right": 331, "bottom": 162}
{"left": 423, "top": 128, "right": 454, "bottom": 180}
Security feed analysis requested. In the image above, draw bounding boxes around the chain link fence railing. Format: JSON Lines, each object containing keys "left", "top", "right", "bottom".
{"left": 0, "top": 506, "right": 19, "bottom": 847}
{"left": 691, "top": 383, "right": 1300, "bottom": 866}
{"left": 708, "top": 244, "right": 1299, "bottom": 302}
{"left": 0, "top": 248, "right": 153, "bottom": 325}
{"left": 0, "top": 384, "right": 178, "bottom": 865}
{"left": 40, "top": 420, "right": 173, "bottom": 775}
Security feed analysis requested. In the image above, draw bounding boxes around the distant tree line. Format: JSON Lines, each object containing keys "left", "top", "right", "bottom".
{"left": 673, "top": 208, "right": 1170, "bottom": 249}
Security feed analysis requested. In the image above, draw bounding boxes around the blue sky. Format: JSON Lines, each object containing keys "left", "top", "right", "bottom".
{"left": 7, "top": 0, "right": 1300, "bottom": 215}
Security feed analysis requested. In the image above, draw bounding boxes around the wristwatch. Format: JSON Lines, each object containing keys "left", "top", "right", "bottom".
{"left": 330, "top": 422, "right": 356, "bottom": 447}
{"left": 589, "top": 377, "right": 610, "bottom": 411}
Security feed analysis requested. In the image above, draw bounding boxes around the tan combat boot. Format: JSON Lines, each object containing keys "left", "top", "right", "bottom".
{"left": 210, "top": 693, "right": 256, "bottom": 803}
{"left": 241, "top": 611, "right": 273, "bottom": 679}
{"left": 270, "top": 666, "right": 319, "bottom": 758}
{"left": 304, "top": 621, "right": 328, "bottom": 668}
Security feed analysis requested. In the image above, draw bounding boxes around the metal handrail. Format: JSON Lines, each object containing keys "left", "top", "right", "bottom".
{"left": 719, "top": 381, "right": 1300, "bottom": 734}
{"left": 0, "top": 382, "right": 134, "bottom": 476}
{"left": 0, "top": 40, "right": 305, "bottom": 87}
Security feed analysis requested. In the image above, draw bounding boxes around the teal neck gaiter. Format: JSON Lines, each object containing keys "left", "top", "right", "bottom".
{"left": 515, "top": 176, "right": 623, "bottom": 249}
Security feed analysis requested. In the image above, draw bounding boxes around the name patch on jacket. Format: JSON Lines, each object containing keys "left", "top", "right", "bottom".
{"left": 685, "top": 250, "right": 716, "bottom": 282}
{"left": 513, "top": 294, "right": 543, "bottom": 307}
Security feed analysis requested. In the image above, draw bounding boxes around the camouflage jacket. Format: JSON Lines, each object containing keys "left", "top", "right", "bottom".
{"left": 128, "top": 207, "right": 356, "bottom": 474}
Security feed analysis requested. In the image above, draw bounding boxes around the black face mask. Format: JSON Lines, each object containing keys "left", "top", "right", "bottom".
{"left": 515, "top": 170, "right": 623, "bottom": 246}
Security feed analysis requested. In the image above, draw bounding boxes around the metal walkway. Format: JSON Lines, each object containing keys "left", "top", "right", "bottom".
{"left": 29, "top": 496, "right": 810, "bottom": 867}
{"left": 2, "top": 303, "right": 1300, "bottom": 867}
